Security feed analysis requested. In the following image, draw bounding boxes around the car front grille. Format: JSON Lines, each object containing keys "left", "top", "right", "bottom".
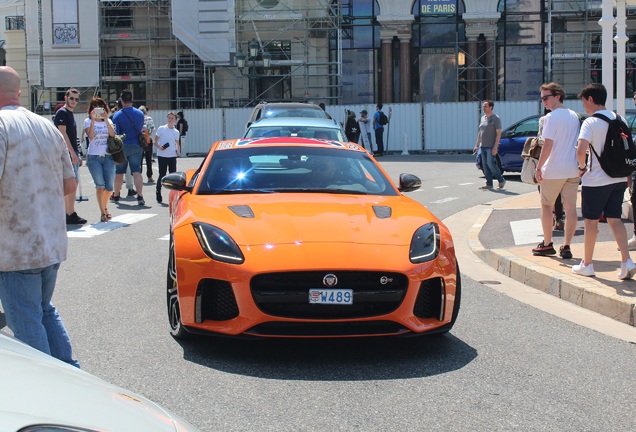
{"left": 245, "top": 321, "right": 410, "bottom": 337}
{"left": 195, "top": 279, "right": 240, "bottom": 322}
{"left": 413, "top": 277, "right": 444, "bottom": 320}
{"left": 251, "top": 271, "right": 408, "bottom": 319}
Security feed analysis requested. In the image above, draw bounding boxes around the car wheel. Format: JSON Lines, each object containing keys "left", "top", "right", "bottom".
{"left": 167, "top": 235, "right": 189, "bottom": 339}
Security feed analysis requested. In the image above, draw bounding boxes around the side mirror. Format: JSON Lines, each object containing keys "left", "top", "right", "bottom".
{"left": 398, "top": 173, "right": 421, "bottom": 193}
{"left": 161, "top": 172, "right": 189, "bottom": 192}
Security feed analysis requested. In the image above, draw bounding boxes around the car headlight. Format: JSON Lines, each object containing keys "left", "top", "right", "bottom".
{"left": 193, "top": 223, "right": 245, "bottom": 264}
{"left": 409, "top": 222, "right": 440, "bottom": 263}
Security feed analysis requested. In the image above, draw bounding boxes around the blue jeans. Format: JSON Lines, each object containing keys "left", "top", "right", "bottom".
{"left": 0, "top": 264, "right": 80, "bottom": 367}
{"left": 87, "top": 154, "right": 115, "bottom": 191}
{"left": 481, "top": 147, "right": 504, "bottom": 186}
{"left": 115, "top": 144, "right": 143, "bottom": 175}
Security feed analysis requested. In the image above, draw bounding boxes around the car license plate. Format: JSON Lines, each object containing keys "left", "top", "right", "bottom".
{"left": 309, "top": 289, "right": 353, "bottom": 305}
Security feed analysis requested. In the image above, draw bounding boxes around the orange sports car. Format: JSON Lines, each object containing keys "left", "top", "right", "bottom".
{"left": 162, "top": 137, "right": 460, "bottom": 339}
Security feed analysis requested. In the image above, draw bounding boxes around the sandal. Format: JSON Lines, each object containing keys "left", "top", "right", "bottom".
{"left": 100, "top": 214, "right": 108, "bottom": 222}
{"left": 104, "top": 209, "right": 112, "bottom": 220}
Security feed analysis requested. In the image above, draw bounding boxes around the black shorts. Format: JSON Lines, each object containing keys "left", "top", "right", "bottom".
{"left": 581, "top": 182, "right": 627, "bottom": 220}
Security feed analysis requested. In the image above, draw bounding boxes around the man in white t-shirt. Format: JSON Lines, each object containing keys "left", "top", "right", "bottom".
{"left": 572, "top": 83, "right": 636, "bottom": 279}
{"left": 154, "top": 112, "right": 181, "bottom": 203}
{"left": 532, "top": 82, "right": 581, "bottom": 260}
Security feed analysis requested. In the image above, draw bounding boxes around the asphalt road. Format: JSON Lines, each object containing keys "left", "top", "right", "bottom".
{"left": 19, "top": 154, "right": 636, "bottom": 430}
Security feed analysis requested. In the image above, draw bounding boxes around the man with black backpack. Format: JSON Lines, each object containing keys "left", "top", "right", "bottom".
{"left": 574, "top": 83, "right": 636, "bottom": 279}
{"left": 372, "top": 103, "right": 388, "bottom": 156}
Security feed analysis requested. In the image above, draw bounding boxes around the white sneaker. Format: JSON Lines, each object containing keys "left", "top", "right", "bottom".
{"left": 572, "top": 260, "right": 596, "bottom": 277}
{"left": 617, "top": 258, "right": 636, "bottom": 280}
{"left": 627, "top": 236, "right": 636, "bottom": 251}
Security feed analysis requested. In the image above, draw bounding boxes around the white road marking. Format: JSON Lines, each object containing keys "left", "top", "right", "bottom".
{"left": 434, "top": 185, "right": 450, "bottom": 189}
{"left": 158, "top": 234, "right": 170, "bottom": 241}
{"left": 510, "top": 218, "right": 543, "bottom": 245}
{"left": 67, "top": 213, "right": 157, "bottom": 238}
{"left": 459, "top": 183, "right": 474, "bottom": 186}
{"left": 430, "top": 197, "right": 458, "bottom": 204}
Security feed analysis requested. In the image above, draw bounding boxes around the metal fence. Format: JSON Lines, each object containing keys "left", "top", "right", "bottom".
{"left": 70, "top": 98, "right": 632, "bottom": 156}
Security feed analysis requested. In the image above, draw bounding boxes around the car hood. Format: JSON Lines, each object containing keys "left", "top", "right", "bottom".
{"left": 176, "top": 193, "right": 440, "bottom": 247}
{"left": 0, "top": 331, "right": 199, "bottom": 431}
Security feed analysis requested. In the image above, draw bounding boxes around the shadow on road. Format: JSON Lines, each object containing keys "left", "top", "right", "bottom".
{"left": 175, "top": 333, "right": 477, "bottom": 381}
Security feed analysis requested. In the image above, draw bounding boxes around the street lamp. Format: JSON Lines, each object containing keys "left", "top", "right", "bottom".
{"left": 236, "top": 39, "right": 273, "bottom": 103}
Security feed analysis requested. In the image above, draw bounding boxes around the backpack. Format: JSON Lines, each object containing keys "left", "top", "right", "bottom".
{"left": 181, "top": 119, "right": 189, "bottom": 134}
{"left": 589, "top": 113, "right": 636, "bottom": 178}
{"left": 378, "top": 111, "right": 388, "bottom": 126}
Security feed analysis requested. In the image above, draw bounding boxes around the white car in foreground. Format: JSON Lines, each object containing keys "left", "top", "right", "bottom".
{"left": 0, "top": 330, "right": 200, "bottom": 432}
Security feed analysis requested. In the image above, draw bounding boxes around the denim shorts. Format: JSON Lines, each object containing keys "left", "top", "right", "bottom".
{"left": 115, "top": 144, "right": 143, "bottom": 175}
{"left": 87, "top": 154, "right": 115, "bottom": 191}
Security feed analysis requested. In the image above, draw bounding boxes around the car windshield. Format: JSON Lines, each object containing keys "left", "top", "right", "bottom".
{"left": 244, "top": 126, "right": 345, "bottom": 141}
{"left": 198, "top": 146, "right": 397, "bottom": 196}
{"left": 263, "top": 109, "right": 327, "bottom": 119}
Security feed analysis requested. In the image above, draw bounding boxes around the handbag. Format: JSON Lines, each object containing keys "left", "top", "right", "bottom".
{"left": 107, "top": 134, "right": 127, "bottom": 165}
{"left": 521, "top": 157, "right": 538, "bottom": 185}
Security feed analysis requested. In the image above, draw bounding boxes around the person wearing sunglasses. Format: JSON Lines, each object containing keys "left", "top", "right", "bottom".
{"left": 53, "top": 88, "right": 87, "bottom": 225}
{"left": 531, "top": 82, "right": 581, "bottom": 260}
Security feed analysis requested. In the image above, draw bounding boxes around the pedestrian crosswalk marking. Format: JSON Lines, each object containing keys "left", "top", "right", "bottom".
{"left": 430, "top": 197, "right": 458, "bottom": 204}
{"left": 67, "top": 213, "right": 157, "bottom": 238}
{"left": 510, "top": 218, "right": 543, "bottom": 245}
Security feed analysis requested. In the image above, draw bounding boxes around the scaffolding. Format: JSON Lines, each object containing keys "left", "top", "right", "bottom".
{"left": 98, "top": 1, "right": 343, "bottom": 109}
{"left": 99, "top": 0, "right": 203, "bottom": 110}
{"left": 221, "top": 0, "right": 343, "bottom": 107}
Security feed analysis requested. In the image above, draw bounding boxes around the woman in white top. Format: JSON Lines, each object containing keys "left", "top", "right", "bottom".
{"left": 84, "top": 97, "right": 116, "bottom": 222}
{"left": 154, "top": 112, "right": 181, "bottom": 203}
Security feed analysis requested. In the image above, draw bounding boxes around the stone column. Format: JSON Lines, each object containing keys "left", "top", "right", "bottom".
{"left": 381, "top": 35, "right": 393, "bottom": 104}
{"left": 398, "top": 29, "right": 412, "bottom": 103}
{"left": 377, "top": 14, "right": 414, "bottom": 103}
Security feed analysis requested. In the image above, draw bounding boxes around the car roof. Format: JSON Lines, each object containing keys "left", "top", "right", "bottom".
{"left": 246, "top": 117, "right": 340, "bottom": 128}
{"left": 258, "top": 102, "right": 323, "bottom": 109}
{"left": 213, "top": 137, "right": 365, "bottom": 152}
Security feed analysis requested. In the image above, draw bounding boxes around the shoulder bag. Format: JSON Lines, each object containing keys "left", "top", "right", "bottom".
{"left": 121, "top": 109, "right": 150, "bottom": 150}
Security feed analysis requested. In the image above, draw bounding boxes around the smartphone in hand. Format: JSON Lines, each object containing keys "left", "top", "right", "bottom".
{"left": 93, "top": 107, "right": 105, "bottom": 118}
{"left": 162, "top": 143, "right": 170, "bottom": 149}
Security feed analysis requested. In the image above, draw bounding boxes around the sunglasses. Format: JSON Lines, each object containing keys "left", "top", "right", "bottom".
{"left": 67, "top": 96, "right": 79, "bottom": 102}
{"left": 540, "top": 94, "right": 556, "bottom": 101}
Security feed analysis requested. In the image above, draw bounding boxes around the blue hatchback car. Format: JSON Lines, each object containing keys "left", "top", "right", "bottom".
{"left": 476, "top": 114, "right": 541, "bottom": 173}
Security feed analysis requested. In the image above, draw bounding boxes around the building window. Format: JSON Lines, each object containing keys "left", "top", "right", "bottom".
{"left": 52, "top": 0, "right": 79, "bottom": 45}
{"left": 103, "top": 6, "right": 133, "bottom": 29}
{"left": 102, "top": 57, "right": 146, "bottom": 77}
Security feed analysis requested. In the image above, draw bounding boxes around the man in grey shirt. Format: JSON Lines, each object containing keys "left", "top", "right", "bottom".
{"left": 473, "top": 100, "right": 506, "bottom": 190}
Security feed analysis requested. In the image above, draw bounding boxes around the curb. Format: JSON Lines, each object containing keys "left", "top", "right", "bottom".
{"left": 469, "top": 207, "right": 636, "bottom": 327}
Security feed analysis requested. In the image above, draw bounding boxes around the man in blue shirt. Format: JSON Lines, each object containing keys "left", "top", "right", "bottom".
{"left": 372, "top": 104, "right": 386, "bottom": 156}
{"left": 112, "top": 90, "right": 146, "bottom": 205}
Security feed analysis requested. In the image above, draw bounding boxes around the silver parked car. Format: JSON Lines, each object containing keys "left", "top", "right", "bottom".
{"left": 0, "top": 330, "right": 200, "bottom": 432}
{"left": 245, "top": 101, "right": 330, "bottom": 128}
{"left": 243, "top": 117, "right": 346, "bottom": 141}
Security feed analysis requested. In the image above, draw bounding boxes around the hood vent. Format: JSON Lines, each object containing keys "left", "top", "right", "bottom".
{"left": 372, "top": 205, "right": 392, "bottom": 219}
{"left": 228, "top": 205, "right": 255, "bottom": 218}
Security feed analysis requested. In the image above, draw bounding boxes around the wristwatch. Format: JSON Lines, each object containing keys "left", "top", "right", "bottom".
{"left": 578, "top": 165, "right": 587, "bottom": 171}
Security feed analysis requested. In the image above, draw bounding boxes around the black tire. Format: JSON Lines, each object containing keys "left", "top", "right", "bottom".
{"left": 167, "top": 235, "right": 190, "bottom": 339}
